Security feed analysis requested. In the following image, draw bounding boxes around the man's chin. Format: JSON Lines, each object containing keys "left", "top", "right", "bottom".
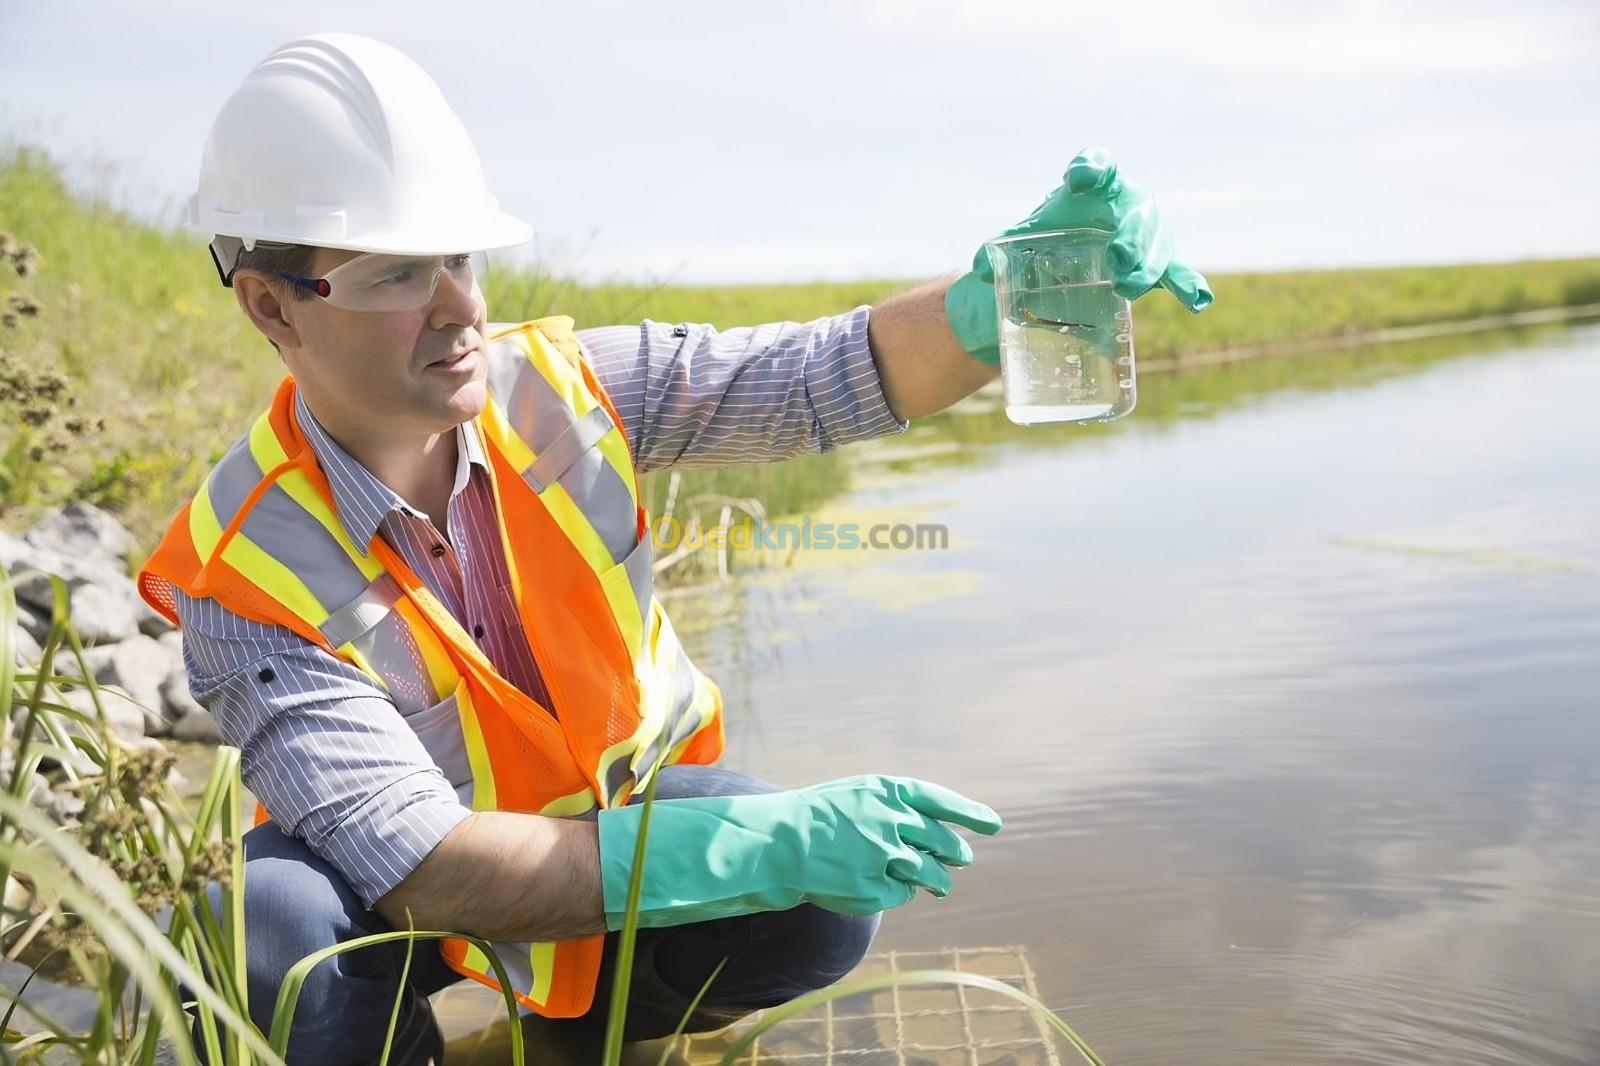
{"left": 428, "top": 377, "right": 489, "bottom": 427}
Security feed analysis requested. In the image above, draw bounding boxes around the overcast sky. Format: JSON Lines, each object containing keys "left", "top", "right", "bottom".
{"left": 3, "top": 0, "right": 1597, "bottom": 284}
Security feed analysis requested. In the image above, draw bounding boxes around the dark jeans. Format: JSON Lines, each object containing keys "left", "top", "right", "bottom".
{"left": 210, "top": 764, "right": 880, "bottom": 1064}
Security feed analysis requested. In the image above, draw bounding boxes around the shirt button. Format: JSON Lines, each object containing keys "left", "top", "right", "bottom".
{"left": 430, "top": 543, "right": 446, "bottom": 558}
{"left": 257, "top": 666, "right": 276, "bottom": 684}
{"left": 473, "top": 623, "right": 485, "bottom": 639}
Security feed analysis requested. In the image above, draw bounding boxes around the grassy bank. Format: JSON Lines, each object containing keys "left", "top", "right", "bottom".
{"left": 3, "top": 142, "right": 1598, "bottom": 553}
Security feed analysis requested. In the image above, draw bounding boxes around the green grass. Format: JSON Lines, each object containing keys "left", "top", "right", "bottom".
{"left": 3, "top": 140, "right": 1598, "bottom": 556}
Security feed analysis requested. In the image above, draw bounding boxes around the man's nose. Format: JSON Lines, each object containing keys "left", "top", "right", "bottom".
{"left": 429, "top": 268, "right": 483, "bottom": 329}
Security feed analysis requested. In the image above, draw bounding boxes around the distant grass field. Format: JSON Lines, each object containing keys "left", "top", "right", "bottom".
{"left": 3, "top": 142, "right": 1598, "bottom": 554}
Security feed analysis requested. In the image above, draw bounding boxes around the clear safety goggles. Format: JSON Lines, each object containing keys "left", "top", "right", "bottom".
{"left": 211, "top": 237, "right": 487, "bottom": 312}
{"left": 275, "top": 251, "right": 485, "bottom": 312}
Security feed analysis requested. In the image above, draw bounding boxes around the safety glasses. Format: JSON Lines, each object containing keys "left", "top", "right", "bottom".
{"left": 270, "top": 251, "right": 486, "bottom": 312}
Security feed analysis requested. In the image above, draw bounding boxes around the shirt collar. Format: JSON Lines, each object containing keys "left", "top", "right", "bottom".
{"left": 293, "top": 391, "right": 488, "bottom": 552}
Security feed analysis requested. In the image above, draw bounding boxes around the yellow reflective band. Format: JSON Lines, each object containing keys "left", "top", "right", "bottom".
{"left": 599, "top": 561, "right": 645, "bottom": 656}
{"left": 396, "top": 598, "right": 458, "bottom": 699}
{"left": 247, "top": 418, "right": 383, "bottom": 580}
{"left": 454, "top": 685, "right": 497, "bottom": 812}
{"left": 462, "top": 942, "right": 493, "bottom": 977}
{"left": 187, "top": 426, "right": 327, "bottom": 634}
{"left": 525, "top": 328, "right": 601, "bottom": 418}
{"left": 537, "top": 787, "right": 597, "bottom": 818}
{"left": 540, "top": 480, "right": 615, "bottom": 574}
{"left": 524, "top": 330, "right": 639, "bottom": 512}
{"left": 337, "top": 641, "right": 390, "bottom": 693}
{"left": 477, "top": 397, "right": 536, "bottom": 477}
{"left": 247, "top": 410, "right": 287, "bottom": 466}
{"left": 482, "top": 395, "right": 616, "bottom": 574}
{"left": 220, "top": 528, "right": 330, "bottom": 628}
{"left": 528, "top": 941, "right": 557, "bottom": 1006}
{"left": 189, "top": 472, "right": 226, "bottom": 560}
{"left": 594, "top": 427, "right": 638, "bottom": 510}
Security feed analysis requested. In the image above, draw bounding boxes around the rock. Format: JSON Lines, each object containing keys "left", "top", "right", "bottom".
{"left": 22, "top": 771, "right": 49, "bottom": 803}
{"left": 57, "top": 684, "right": 146, "bottom": 746}
{"left": 6, "top": 553, "right": 142, "bottom": 645}
{"left": 138, "top": 603, "right": 176, "bottom": 636}
{"left": 91, "top": 634, "right": 176, "bottom": 736}
{"left": 172, "top": 707, "right": 221, "bottom": 744}
{"left": 20, "top": 772, "right": 84, "bottom": 825}
{"left": 0, "top": 529, "right": 27, "bottom": 570}
{"left": 53, "top": 643, "right": 118, "bottom": 681}
{"left": 160, "top": 668, "right": 205, "bottom": 722}
{"left": 11, "top": 620, "right": 42, "bottom": 664}
{"left": 6, "top": 516, "right": 143, "bottom": 644}
{"left": 42, "top": 781, "right": 85, "bottom": 824}
{"left": 15, "top": 598, "right": 51, "bottom": 643}
{"left": 23, "top": 502, "right": 134, "bottom": 567}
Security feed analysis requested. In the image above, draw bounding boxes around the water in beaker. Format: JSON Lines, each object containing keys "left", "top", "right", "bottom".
{"left": 986, "top": 229, "right": 1136, "bottom": 425}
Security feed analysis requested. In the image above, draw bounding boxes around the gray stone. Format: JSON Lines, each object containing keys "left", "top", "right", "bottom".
{"left": 22, "top": 773, "right": 85, "bottom": 826}
{"left": 58, "top": 684, "right": 146, "bottom": 745}
{"left": 15, "top": 598, "right": 51, "bottom": 643}
{"left": 171, "top": 707, "right": 221, "bottom": 744}
{"left": 137, "top": 602, "right": 176, "bottom": 636}
{"left": 160, "top": 667, "right": 205, "bottom": 722}
{"left": 92, "top": 634, "right": 175, "bottom": 735}
{"left": 11, "top": 620, "right": 42, "bottom": 665}
{"left": 0, "top": 529, "right": 27, "bottom": 570}
{"left": 6, "top": 516, "right": 144, "bottom": 645}
{"left": 5, "top": 546, "right": 142, "bottom": 644}
{"left": 23, "top": 502, "right": 134, "bottom": 568}
{"left": 54, "top": 643, "right": 117, "bottom": 681}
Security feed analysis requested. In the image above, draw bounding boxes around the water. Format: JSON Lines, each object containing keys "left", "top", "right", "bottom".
{"left": 667, "top": 321, "right": 1600, "bottom": 1064}
{"left": 998, "top": 281, "right": 1133, "bottom": 425}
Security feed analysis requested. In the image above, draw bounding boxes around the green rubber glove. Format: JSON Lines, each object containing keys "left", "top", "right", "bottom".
{"left": 946, "top": 146, "right": 1215, "bottom": 366}
{"left": 596, "top": 774, "right": 1003, "bottom": 930}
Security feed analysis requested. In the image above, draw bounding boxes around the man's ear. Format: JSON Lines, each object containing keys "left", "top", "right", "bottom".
{"left": 233, "top": 273, "right": 305, "bottom": 351}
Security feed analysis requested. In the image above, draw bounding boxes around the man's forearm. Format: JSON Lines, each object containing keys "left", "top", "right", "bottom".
{"left": 867, "top": 277, "right": 999, "bottom": 422}
{"left": 373, "top": 811, "right": 607, "bottom": 941}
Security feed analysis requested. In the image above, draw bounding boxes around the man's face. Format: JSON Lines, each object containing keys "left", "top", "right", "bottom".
{"left": 274, "top": 247, "right": 490, "bottom": 435}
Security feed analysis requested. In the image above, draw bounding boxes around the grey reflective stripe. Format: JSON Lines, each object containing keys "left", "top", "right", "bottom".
{"left": 558, "top": 443, "right": 638, "bottom": 563}
{"left": 630, "top": 638, "right": 704, "bottom": 778}
{"left": 621, "top": 535, "right": 654, "bottom": 628}
{"left": 600, "top": 751, "right": 635, "bottom": 808}
{"left": 486, "top": 335, "right": 640, "bottom": 566}
{"left": 322, "top": 575, "right": 442, "bottom": 712}
{"left": 473, "top": 940, "right": 538, "bottom": 1009}
{"left": 664, "top": 643, "right": 708, "bottom": 750}
{"left": 485, "top": 337, "right": 533, "bottom": 437}
{"left": 202, "top": 432, "right": 267, "bottom": 530}
{"left": 526, "top": 406, "right": 614, "bottom": 492}
{"left": 321, "top": 573, "right": 402, "bottom": 647}
{"left": 239, "top": 482, "right": 371, "bottom": 617}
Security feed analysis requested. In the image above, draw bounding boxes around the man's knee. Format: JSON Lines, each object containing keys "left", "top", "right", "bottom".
{"left": 229, "top": 822, "right": 437, "bottom": 1063}
{"left": 764, "top": 904, "right": 882, "bottom": 990}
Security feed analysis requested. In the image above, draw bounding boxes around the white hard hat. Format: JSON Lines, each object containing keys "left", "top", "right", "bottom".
{"left": 188, "top": 33, "right": 532, "bottom": 284}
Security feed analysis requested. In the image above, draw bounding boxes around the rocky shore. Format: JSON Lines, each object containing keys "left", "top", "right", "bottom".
{"left": 3, "top": 502, "right": 220, "bottom": 814}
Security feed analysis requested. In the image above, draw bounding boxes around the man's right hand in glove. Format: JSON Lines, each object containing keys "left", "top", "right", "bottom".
{"left": 596, "top": 774, "right": 1003, "bottom": 930}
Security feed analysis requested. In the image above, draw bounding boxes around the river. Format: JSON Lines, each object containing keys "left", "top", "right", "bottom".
{"left": 661, "top": 320, "right": 1600, "bottom": 1064}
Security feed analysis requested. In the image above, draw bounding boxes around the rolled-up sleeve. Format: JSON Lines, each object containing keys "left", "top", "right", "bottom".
{"left": 173, "top": 590, "right": 471, "bottom": 907}
{"left": 577, "top": 304, "right": 908, "bottom": 473}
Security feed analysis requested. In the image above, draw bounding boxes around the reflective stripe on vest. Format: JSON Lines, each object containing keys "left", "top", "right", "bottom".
{"left": 136, "top": 317, "right": 726, "bottom": 1018}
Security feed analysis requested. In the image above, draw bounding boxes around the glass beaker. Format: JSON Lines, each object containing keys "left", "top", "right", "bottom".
{"left": 984, "top": 228, "right": 1135, "bottom": 425}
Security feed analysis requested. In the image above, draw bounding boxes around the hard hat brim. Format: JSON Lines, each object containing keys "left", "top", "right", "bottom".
{"left": 187, "top": 210, "right": 534, "bottom": 257}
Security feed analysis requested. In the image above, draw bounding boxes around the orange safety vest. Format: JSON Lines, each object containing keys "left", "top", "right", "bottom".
{"left": 138, "top": 316, "right": 725, "bottom": 1018}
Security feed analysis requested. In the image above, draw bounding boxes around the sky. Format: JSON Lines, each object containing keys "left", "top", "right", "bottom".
{"left": 3, "top": 0, "right": 1598, "bottom": 285}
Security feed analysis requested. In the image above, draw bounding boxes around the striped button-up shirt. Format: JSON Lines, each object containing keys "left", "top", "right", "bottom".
{"left": 173, "top": 308, "right": 905, "bottom": 906}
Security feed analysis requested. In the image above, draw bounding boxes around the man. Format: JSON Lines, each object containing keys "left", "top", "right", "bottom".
{"left": 139, "top": 32, "right": 1210, "bottom": 1066}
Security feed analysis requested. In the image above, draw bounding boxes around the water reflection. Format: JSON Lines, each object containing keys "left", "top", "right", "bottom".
{"left": 672, "top": 323, "right": 1600, "bottom": 1063}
